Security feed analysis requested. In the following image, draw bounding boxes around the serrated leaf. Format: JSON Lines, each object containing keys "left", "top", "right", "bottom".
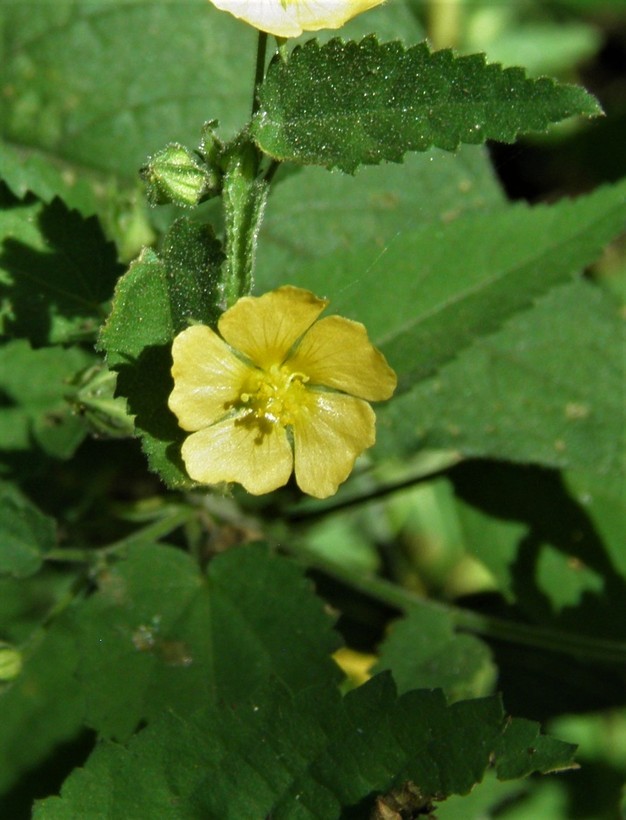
{"left": 494, "top": 718, "right": 578, "bottom": 779}
{"left": 99, "top": 219, "right": 223, "bottom": 487}
{"left": 0, "top": 340, "right": 93, "bottom": 459}
{"left": 375, "top": 608, "right": 497, "bottom": 702}
{"left": 0, "top": 197, "right": 121, "bottom": 346}
{"left": 0, "top": 482, "right": 56, "bottom": 578}
{"left": 35, "top": 674, "right": 576, "bottom": 818}
{"left": 378, "top": 278, "right": 625, "bottom": 477}
{"left": 252, "top": 36, "right": 602, "bottom": 173}
{"left": 72, "top": 543, "right": 341, "bottom": 741}
{"left": 0, "top": 141, "right": 104, "bottom": 216}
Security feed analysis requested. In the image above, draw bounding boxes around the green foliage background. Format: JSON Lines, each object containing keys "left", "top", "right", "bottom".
{"left": 1, "top": 0, "right": 625, "bottom": 817}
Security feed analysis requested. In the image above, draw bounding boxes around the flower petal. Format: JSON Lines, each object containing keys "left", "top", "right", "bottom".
{"left": 218, "top": 285, "right": 328, "bottom": 369}
{"left": 287, "top": 315, "right": 396, "bottom": 401}
{"left": 169, "top": 325, "right": 253, "bottom": 432}
{"left": 208, "top": 0, "right": 386, "bottom": 38}
{"left": 292, "top": 391, "right": 376, "bottom": 498}
{"left": 181, "top": 414, "right": 293, "bottom": 494}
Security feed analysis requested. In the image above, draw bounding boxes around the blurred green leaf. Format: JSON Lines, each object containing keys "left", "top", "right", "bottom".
{"left": 34, "top": 674, "right": 575, "bottom": 818}
{"left": 256, "top": 144, "right": 504, "bottom": 282}
{"left": 0, "top": 340, "right": 92, "bottom": 459}
{"left": 565, "top": 471, "right": 626, "bottom": 579}
{"left": 261, "top": 178, "right": 626, "bottom": 393}
{"left": 0, "top": 572, "right": 84, "bottom": 795}
{"left": 467, "top": 22, "right": 602, "bottom": 78}
{"left": 72, "top": 543, "right": 341, "bottom": 740}
{"left": 375, "top": 607, "right": 497, "bottom": 701}
{"left": 378, "top": 278, "right": 625, "bottom": 476}
{"left": 435, "top": 769, "right": 527, "bottom": 820}
{"left": 0, "top": 482, "right": 56, "bottom": 578}
{"left": 100, "top": 218, "right": 223, "bottom": 487}
{"left": 0, "top": 142, "right": 104, "bottom": 216}
{"left": 252, "top": 37, "right": 601, "bottom": 173}
{"left": 1, "top": 2, "right": 253, "bottom": 182}
{"left": 449, "top": 461, "right": 626, "bottom": 649}
{"left": 0, "top": 197, "right": 121, "bottom": 346}
{"left": 0, "top": 1, "right": 422, "bottom": 205}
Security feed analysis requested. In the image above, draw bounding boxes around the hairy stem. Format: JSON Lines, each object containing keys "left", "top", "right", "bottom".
{"left": 289, "top": 542, "right": 626, "bottom": 666}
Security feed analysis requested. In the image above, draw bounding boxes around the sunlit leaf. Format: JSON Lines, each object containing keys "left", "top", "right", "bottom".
{"left": 252, "top": 37, "right": 601, "bottom": 173}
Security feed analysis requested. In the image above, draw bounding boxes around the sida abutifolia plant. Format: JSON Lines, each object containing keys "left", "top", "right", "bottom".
{"left": 1, "top": 0, "right": 626, "bottom": 816}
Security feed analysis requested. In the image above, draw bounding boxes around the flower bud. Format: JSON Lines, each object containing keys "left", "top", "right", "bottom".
{"left": 67, "top": 365, "right": 135, "bottom": 438}
{"left": 140, "top": 143, "right": 220, "bottom": 207}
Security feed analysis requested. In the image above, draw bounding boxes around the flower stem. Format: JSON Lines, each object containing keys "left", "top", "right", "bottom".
{"left": 251, "top": 31, "right": 268, "bottom": 117}
{"left": 427, "top": 0, "right": 464, "bottom": 50}
{"left": 220, "top": 143, "right": 269, "bottom": 307}
{"left": 219, "top": 30, "right": 276, "bottom": 307}
{"left": 289, "top": 542, "right": 626, "bottom": 666}
{"left": 44, "top": 507, "right": 194, "bottom": 565}
{"left": 284, "top": 454, "right": 462, "bottom": 522}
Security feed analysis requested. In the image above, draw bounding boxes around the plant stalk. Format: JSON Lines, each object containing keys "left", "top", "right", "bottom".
{"left": 290, "top": 542, "right": 626, "bottom": 666}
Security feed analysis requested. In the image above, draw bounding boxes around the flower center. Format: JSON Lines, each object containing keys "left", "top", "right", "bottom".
{"left": 238, "top": 364, "right": 309, "bottom": 430}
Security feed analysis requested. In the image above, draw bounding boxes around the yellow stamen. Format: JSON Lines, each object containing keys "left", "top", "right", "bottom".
{"left": 237, "top": 365, "right": 309, "bottom": 430}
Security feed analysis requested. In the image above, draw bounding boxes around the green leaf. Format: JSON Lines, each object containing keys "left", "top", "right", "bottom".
{"left": 0, "top": 571, "right": 85, "bottom": 794}
{"left": 375, "top": 608, "right": 497, "bottom": 702}
{"left": 378, "top": 278, "right": 625, "bottom": 477}
{"left": 0, "top": 197, "right": 121, "bottom": 346}
{"left": 1, "top": 2, "right": 252, "bottom": 183}
{"left": 565, "top": 470, "right": 626, "bottom": 580}
{"left": 99, "top": 219, "right": 223, "bottom": 487}
{"left": 251, "top": 37, "right": 602, "bottom": 173}
{"left": 450, "top": 462, "right": 626, "bottom": 646}
{"left": 255, "top": 145, "right": 505, "bottom": 283}
{"left": 494, "top": 719, "right": 578, "bottom": 779}
{"left": 0, "top": 141, "right": 105, "bottom": 217}
{"left": 0, "top": 482, "right": 56, "bottom": 578}
{"left": 0, "top": 340, "right": 93, "bottom": 459}
{"left": 72, "top": 543, "right": 341, "bottom": 740}
{"left": 35, "top": 675, "right": 575, "bottom": 818}
{"left": 471, "top": 22, "right": 602, "bottom": 79}
{"left": 263, "top": 178, "right": 626, "bottom": 393}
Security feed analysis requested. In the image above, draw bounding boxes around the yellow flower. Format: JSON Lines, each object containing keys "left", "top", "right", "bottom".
{"left": 207, "top": 0, "right": 386, "bottom": 38}
{"left": 168, "top": 286, "right": 396, "bottom": 498}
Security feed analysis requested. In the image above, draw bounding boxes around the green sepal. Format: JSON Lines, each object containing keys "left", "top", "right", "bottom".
{"left": 65, "top": 364, "right": 135, "bottom": 439}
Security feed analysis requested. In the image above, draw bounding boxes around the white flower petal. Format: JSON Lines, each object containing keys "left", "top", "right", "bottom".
{"left": 209, "top": 0, "right": 386, "bottom": 37}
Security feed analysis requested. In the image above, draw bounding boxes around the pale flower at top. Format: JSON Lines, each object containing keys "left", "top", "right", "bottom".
{"left": 207, "top": 0, "right": 386, "bottom": 38}
{"left": 168, "top": 286, "right": 396, "bottom": 499}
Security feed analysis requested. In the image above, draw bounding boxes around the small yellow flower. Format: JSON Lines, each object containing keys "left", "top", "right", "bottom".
{"left": 168, "top": 286, "right": 396, "bottom": 498}
{"left": 208, "top": 0, "right": 386, "bottom": 38}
